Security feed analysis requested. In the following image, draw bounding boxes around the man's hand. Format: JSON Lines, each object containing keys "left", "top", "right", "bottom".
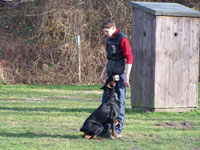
{"left": 124, "top": 74, "right": 130, "bottom": 87}
{"left": 99, "top": 74, "right": 105, "bottom": 84}
{"left": 124, "top": 64, "right": 132, "bottom": 87}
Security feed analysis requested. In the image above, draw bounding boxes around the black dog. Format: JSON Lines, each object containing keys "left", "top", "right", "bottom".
{"left": 80, "top": 76, "right": 120, "bottom": 139}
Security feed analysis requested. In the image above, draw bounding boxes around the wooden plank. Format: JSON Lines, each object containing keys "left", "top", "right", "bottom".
{"left": 154, "top": 16, "right": 161, "bottom": 108}
{"left": 182, "top": 17, "right": 191, "bottom": 108}
{"left": 131, "top": 8, "right": 140, "bottom": 108}
{"left": 146, "top": 10, "right": 156, "bottom": 108}
{"left": 177, "top": 17, "right": 186, "bottom": 107}
{"left": 188, "top": 18, "right": 199, "bottom": 107}
{"left": 155, "top": 16, "right": 166, "bottom": 108}
{"left": 132, "top": 7, "right": 147, "bottom": 108}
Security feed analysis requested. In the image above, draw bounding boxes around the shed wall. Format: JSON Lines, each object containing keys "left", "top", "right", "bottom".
{"left": 155, "top": 16, "right": 199, "bottom": 109}
{"left": 131, "top": 8, "right": 156, "bottom": 109}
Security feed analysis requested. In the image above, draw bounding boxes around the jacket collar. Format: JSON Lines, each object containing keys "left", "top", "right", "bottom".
{"left": 110, "top": 28, "right": 119, "bottom": 39}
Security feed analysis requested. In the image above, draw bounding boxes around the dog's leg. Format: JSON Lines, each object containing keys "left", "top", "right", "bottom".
{"left": 84, "top": 134, "right": 98, "bottom": 139}
{"left": 90, "top": 135, "right": 97, "bottom": 139}
{"left": 115, "top": 120, "right": 119, "bottom": 126}
{"left": 91, "top": 125, "right": 104, "bottom": 139}
{"left": 111, "top": 120, "right": 118, "bottom": 139}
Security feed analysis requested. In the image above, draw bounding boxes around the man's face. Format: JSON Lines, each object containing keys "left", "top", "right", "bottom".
{"left": 103, "top": 26, "right": 116, "bottom": 37}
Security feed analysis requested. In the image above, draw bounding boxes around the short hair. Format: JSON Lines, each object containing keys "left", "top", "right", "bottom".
{"left": 101, "top": 19, "right": 116, "bottom": 29}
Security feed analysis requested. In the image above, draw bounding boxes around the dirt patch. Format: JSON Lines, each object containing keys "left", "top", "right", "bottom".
{"left": 156, "top": 120, "right": 194, "bottom": 130}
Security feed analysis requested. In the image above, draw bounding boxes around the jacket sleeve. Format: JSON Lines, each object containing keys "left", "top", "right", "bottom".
{"left": 120, "top": 37, "right": 133, "bottom": 64}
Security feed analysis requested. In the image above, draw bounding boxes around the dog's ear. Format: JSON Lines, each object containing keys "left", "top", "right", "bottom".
{"left": 107, "top": 83, "right": 112, "bottom": 88}
{"left": 107, "top": 81, "right": 116, "bottom": 88}
{"left": 100, "top": 84, "right": 106, "bottom": 90}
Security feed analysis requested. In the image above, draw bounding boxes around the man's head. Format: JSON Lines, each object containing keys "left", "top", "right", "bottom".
{"left": 102, "top": 19, "right": 117, "bottom": 38}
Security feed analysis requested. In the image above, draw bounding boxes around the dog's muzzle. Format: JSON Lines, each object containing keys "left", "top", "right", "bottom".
{"left": 112, "top": 75, "right": 120, "bottom": 81}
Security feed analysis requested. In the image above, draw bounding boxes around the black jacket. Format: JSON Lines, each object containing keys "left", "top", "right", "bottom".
{"left": 106, "top": 30, "right": 126, "bottom": 75}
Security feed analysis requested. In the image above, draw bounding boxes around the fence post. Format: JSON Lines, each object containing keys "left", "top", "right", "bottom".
{"left": 76, "top": 34, "right": 81, "bottom": 83}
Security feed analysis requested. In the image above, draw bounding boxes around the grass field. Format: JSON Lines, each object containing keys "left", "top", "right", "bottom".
{"left": 0, "top": 84, "right": 200, "bottom": 150}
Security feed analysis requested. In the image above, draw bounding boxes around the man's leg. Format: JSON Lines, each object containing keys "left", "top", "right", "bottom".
{"left": 115, "top": 74, "right": 126, "bottom": 135}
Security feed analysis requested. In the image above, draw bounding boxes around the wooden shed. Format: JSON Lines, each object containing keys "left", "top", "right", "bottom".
{"left": 129, "top": 1, "right": 200, "bottom": 112}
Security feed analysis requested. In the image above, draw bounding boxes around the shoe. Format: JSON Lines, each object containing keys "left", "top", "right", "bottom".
{"left": 116, "top": 134, "right": 122, "bottom": 138}
{"left": 108, "top": 133, "right": 122, "bottom": 139}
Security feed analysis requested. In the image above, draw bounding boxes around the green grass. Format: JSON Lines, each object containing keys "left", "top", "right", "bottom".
{"left": 0, "top": 84, "right": 200, "bottom": 150}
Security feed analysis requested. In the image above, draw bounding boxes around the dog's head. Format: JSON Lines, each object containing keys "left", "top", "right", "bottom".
{"left": 100, "top": 81, "right": 116, "bottom": 90}
{"left": 100, "top": 75, "right": 119, "bottom": 90}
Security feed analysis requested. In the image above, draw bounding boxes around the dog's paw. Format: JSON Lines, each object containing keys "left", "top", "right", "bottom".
{"left": 84, "top": 135, "right": 91, "bottom": 139}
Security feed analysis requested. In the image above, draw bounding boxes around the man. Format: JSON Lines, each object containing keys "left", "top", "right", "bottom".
{"left": 99, "top": 19, "right": 133, "bottom": 138}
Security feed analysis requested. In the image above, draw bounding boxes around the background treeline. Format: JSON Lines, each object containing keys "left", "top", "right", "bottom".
{"left": 0, "top": 0, "right": 199, "bottom": 85}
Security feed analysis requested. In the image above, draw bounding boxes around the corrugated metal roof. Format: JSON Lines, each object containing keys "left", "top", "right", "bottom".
{"left": 129, "top": 1, "right": 200, "bottom": 17}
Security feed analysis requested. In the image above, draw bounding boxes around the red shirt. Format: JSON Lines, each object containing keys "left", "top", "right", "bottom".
{"left": 110, "top": 28, "right": 133, "bottom": 64}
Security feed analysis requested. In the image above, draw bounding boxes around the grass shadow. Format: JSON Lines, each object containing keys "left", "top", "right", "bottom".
{"left": 0, "top": 131, "right": 82, "bottom": 139}
{"left": 125, "top": 107, "right": 143, "bottom": 114}
{"left": 0, "top": 106, "right": 95, "bottom": 113}
{"left": 0, "top": 107, "right": 144, "bottom": 114}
